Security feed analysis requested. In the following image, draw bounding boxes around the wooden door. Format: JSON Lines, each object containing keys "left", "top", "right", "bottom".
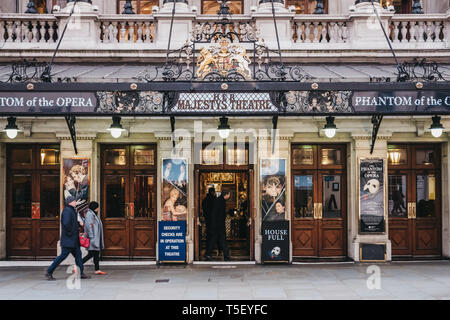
{"left": 413, "top": 170, "right": 441, "bottom": 256}
{"left": 388, "top": 170, "right": 413, "bottom": 256}
{"left": 129, "top": 171, "right": 157, "bottom": 257}
{"left": 7, "top": 145, "right": 60, "bottom": 258}
{"left": 102, "top": 172, "right": 130, "bottom": 257}
{"left": 292, "top": 170, "right": 317, "bottom": 257}
{"left": 101, "top": 144, "right": 157, "bottom": 258}
{"left": 388, "top": 144, "right": 442, "bottom": 258}
{"left": 291, "top": 144, "right": 347, "bottom": 259}
{"left": 318, "top": 170, "right": 346, "bottom": 257}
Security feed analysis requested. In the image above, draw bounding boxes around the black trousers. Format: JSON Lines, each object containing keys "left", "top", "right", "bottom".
{"left": 82, "top": 250, "right": 100, "bottom": 271}
{"left": 206, "top": 229, "right": 230, "bottom": 259}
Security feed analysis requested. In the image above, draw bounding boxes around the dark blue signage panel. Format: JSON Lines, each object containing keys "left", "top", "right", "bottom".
{"left": 158, "top": 221, "right": 186, "bottom": 263}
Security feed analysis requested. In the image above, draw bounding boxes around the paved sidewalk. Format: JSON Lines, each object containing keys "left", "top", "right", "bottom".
{"left": 0, "top": 261, "right": 450, "bottom": 300}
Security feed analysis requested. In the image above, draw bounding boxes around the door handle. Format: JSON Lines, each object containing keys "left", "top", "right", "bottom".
{"left": 125, "top": 203, "right": 129, "bottom": 220}
{"left": 317, "top": 203, "right": 323, "bottom": 220}
{"left": 408, "top": 202, "right": 416, "bottom": 219}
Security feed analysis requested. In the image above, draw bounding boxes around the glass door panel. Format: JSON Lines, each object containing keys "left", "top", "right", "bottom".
{"left": 105, "top": 175, "right": 128, "bottom": 218}
{"left": 322, "top": 175, "right": 341, "bottom": 219}
{"left": 40, "top": 175, "right": 60, "bottom": 218}
{"left": 293, "top": 175, "right": 314, "bottom": 219}
{"left": 133, "top": 175, "right": 156, "bottom": 219}
{"left": 416, "top": 174, "right": 436, "bottom": 218}
{"left": 388, "top": 175, "right": 408, "bottom": 218}
{"left": 12, "top": 175, "right": 32, "bottom": 218}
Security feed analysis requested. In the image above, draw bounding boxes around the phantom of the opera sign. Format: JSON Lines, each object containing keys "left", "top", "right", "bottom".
{"left": 0, "top": 90, "right": 449, "bottom": 115}
{"left": 359, "top": 159, "right": 385, "bottom": 234}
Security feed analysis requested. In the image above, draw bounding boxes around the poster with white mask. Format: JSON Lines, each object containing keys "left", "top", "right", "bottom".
{"left": 359, "top": 159, "right": 385, "bottom": 233}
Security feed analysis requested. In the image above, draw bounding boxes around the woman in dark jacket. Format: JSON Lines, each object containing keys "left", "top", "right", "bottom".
{"left": 82, "top": 202, "right": 106, "bottom": 275}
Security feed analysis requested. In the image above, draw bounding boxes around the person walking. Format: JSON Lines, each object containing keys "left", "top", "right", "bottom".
{"left": 202, "top": 187, "right": 217, "bottom": 261}
{"left": 82, "top": 201, "right": 106, "bottom": 275}
{"left": 45, "top": 196, "right": 90, "bottom": 280}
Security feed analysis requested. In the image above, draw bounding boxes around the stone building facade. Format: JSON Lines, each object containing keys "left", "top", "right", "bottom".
{"left": 0, "top": 0, "right": 449, "bottom": 263}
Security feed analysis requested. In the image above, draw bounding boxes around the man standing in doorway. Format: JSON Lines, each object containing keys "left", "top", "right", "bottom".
{"left": 204, "top": 189, "right": 231, "bottom": 261}
{"left": 202, "top": 187, "right": 217, "bottom": 261}
{"left": 45, "top": 195, "right": 91, "bottom": 280}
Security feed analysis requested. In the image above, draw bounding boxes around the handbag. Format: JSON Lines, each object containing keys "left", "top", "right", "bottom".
{"left": 79, "top": 233, "right": 90, "bottom": 248}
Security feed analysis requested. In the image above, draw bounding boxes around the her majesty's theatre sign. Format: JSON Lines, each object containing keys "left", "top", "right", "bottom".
{"left": 0, "top": 90, "right": 449, "bottom": 115}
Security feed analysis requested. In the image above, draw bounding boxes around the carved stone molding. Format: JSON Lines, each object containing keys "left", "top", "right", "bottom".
{"left": 56, "top": 133, "right": 97, "bottom": 141}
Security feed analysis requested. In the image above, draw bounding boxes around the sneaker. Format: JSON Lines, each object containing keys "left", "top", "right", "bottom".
{"left": 80, "top": 273, "right": 91, "bottom": 279}
{"left": 94, "top": 270, "right": 107, "bottom": 275}
{"left": 45, "top": 273, "right": 56, "bottom": 281}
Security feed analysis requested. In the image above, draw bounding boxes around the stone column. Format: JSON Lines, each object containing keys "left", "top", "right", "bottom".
{"left": 253, "top": 1, "right": 294, "bottom": 49}
{"left": 160, "top": 0, "right": 190, "bottom": 13}
{"left": 155, "top": 0, "right": 195, "bottom": 49}
{"left": 55, "top": 0, "right": 100, "bottom": 50}
{"left": 156, "top": 132, "right": 193, "bottom": 263}
{"left": 349, "top": 134, "right": 392, "bottom": 262}
{"left": 258, "top": 0, "right": 287, "bottom": 13}
{"left": 442, "top": 142, "right": 450, "bottom": 258}
{"left": 55, "top": 133, "right": 97, "bottom": 266}
{"left": 0, "top": 142, "right": 5, "bottom": 259}
{"left": 348, "top": 0, "right": 394, "bottom": 50}
{"left": 256, "top": 132, "right": 292, "bottom": 263}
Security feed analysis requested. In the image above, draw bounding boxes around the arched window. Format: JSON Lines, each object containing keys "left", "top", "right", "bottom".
{"left": 116, "top": 0, "right": 160, "bottom": 14}
{"left": 286, "top": 0, "right": 328, "bottom": 14}
{"left": 201, "top": 0, "right": 244, "bottom": 14}
{"left": 380, "top": 0, "right": 412, "bottom": 14}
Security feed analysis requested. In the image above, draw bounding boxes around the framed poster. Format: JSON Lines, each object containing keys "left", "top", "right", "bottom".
{"left": 359, "top": 158, "right": 385, "bottom": 233}
{"left": 260, "top": 158, "right": 286, "bottom": 222}
{"left": 63, "top": 158, "right": 90, "bottom": 217}
{"left": 161, "top": 158, "right": 188, "bottom": 222}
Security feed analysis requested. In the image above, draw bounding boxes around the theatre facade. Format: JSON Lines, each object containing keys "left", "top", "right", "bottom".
{"left": 0, "top": 0, "right": 450, "bottom": 263}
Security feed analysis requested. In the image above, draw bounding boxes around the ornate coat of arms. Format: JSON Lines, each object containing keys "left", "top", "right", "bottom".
{"left": 196, "top": 37, "right": 252, "bottom": 80}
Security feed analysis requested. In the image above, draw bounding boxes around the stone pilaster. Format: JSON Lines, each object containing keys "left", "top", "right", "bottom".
{"left": 256, "top": 133, "right": 293, "bottom": 263}
{"left": 156, "top": 133, "right": 194, "bottom": 263}
{"left": 54, "top": 133, "right": 97, "bottom": 266}
{"left": 442, "top": 142, "right": 450, "bottom": 258}
{"left": 349, "top": 133, "right": 392, "bottom": 262}
{"left": 0, "top": 143, "right": 5, "bottom": 259}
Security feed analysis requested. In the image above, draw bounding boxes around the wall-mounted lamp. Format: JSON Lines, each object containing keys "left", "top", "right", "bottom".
{"left": 3, "top": 117, "right": 20, "bottom": 139}
{"left": 218, "top": 117, "right": 231, "bottom": 139}
{"left": 324, "top": 116, "right": 337, "bottom": 139}
{"left": 108, "top": 116, "right": 125, "bottom": 139}
{"left": 430, "top": 115, "right": 444, "bottom": 138}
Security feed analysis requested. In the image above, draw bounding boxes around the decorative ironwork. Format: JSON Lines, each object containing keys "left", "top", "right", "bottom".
{"left": 6, "top": 60, "right": 51, "bottom": 83}
{"left": 370, "top": 115, "right": 383, "bottom": 155}
{"left": 285, "top": 90, "right": 353, "bottom": 113}
{"left": 397, "top": 59, "right": 446, "bottom": 82}
{"left": 95, "top": 91, "right": 164, "bottom": 114}
{"left": 64, "top": 114, "right": 78, "bottom": 155}
{"left": 138, "top": 0, "right": 310, "bottom": 84}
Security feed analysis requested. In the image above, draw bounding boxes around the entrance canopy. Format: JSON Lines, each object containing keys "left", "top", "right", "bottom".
{"left": 0, "top": 62, "right": 449, "bottom": 117}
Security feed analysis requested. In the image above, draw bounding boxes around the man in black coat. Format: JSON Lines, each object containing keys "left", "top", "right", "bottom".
{"left": 204, "top": 189, "right": 231, "bottom": 261}
{"left": 45, "top": 196, "right": 90, "bottom": 280}
{"left": 202, "top": 187, "right": 216, "bottom": 261}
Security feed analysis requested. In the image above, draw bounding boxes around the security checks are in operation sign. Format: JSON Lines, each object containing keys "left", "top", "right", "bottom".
{"left": 158, "top": 221, "right": 186, "bottom": 263}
